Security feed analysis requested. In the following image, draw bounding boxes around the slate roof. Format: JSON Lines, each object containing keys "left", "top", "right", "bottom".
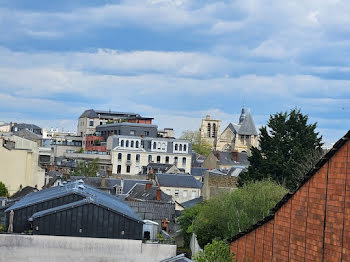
{"left": 126, "top": 183, "right": 172, "bottom": 203}
{"left": 238, "top": 111, "right": 258, "bottom": 135}
{"left": 9, "top": 186, "right": 38, "bottom": 200}
{"left": 181, "top": 197, "right": 203, "bottom": 209}
{"left": 227, "top": 167, "right": 246, "bottom": 177}
{"left": 226, "top": 123, "right": 240, "bottom": 135}
{"left": 156, "top": 174, "right": 202, "bottom": 189}
{"left": 13, "top": 129, "right": 42, "bottom": 141}
{"left": 79, "top": 109, "right": 140, "bottom": 119}
{"left": 6, "top": 181, "right": 142, "bottom": 222}
{"left": 214, "top": 151, "right": 250, "bottom": 166}
{"left": 228, "top": 130, "right": 350, "bottom": 243}
{"left": 12, "top": 123, "right": 41, "bottom": 131}
{"left": 191, "top": 167, "right": 208, "bottom": 177}
{"left": 147, "top": 163, "right": 174, "bottom": 171}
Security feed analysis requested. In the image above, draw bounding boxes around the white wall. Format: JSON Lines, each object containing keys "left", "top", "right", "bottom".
{"left": 0, "top": 234, "right": 176, "bottom": 262}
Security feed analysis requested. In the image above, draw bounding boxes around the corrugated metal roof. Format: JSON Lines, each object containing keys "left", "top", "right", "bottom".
{"left": 6, "top": 181, "right": 143, "bottom": 222}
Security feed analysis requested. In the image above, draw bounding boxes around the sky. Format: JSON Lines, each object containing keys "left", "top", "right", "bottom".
{"left": 0, "top": 0, "right": 349, "bottom": 146}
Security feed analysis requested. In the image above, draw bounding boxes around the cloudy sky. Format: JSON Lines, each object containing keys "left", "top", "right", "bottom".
{"left": 0, "top": 0, "right": 349, "bottom": 145}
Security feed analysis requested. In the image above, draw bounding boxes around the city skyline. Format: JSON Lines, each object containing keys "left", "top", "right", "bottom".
{"left": 0, "top": 0, "right": 349, "bottom": 145}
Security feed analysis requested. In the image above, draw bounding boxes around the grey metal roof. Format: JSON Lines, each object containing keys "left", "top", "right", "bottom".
{"left": 161, "top": 254, "right": 193, "bottom": 262}
{"left": 6, "top": 181, "right": 142, "bottom": 222}
{"left": 238, "top": 111, "right": 258, "bottom": 135}
{"left": 156, "top": 174, "right": 202, "bottom": 189}
{"left": 126, "top": 183, "right": 172, "bottom": 203}
{"left": 191, "top": 167, "right": 208, "bottom": 177}
{"left": 227, "top": 167, "right": 247, "bottom": 177}
{"left": 79, "top": 109, "right": 140, "bottom": 119}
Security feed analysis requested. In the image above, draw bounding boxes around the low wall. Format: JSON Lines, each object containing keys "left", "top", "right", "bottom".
{"left": 0, "top": 234, "right": 176, "bottom": 262}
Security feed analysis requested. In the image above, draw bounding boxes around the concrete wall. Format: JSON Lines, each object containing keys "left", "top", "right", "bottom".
{"left": 0, "top": 234, "right": 176, "bottom": 262}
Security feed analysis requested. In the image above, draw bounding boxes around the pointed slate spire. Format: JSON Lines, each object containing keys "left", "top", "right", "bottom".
{"left": 239, "top": 107, "right": 246, "bottom": 124}
{"left": 238, "top": 109, "right": 258, "bottom": 135}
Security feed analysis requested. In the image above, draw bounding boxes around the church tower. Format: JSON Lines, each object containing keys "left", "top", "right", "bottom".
{"left": 199, "top": 115, "right": 221, "bottom": 150}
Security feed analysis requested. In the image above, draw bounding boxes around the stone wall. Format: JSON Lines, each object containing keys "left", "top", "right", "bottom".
{"left": 202, "top": 171, "right": 237, "bottom": 200}
{"left": 230, "top": 134, "right": 350, "bottom": 262}
{"left": 0, "top": 234, "right": 176, "bottom": 262}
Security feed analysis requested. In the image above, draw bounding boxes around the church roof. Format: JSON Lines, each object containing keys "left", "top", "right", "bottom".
{"left": 238, "top": 111, "right": 258, "bottom": 135}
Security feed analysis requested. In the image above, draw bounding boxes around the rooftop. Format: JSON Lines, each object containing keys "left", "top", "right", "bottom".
{"left": 80, "top": 109, "right": 140, "bottom": 119}
{"left": 126, "top": 183, "right": 173, "bottom": 203}
{"left": 156, "top": 174, "right": 202, "bottom": 189}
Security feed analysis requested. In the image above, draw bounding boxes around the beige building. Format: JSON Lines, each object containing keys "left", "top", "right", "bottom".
{"left": 155, "top": 173, "right": 202, "bottom": 205}
{"left": 0, "top": 135, "right": 45, "bottom": 195}
{"left": 199, "top": 108, "right": 259, "bottom": 153}
{"left": 202, "top": 169, "right": 238, "bottom": 200}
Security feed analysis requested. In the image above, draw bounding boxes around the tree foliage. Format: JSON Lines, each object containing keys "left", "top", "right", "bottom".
{"left": 193, "top": 240, "right": 235, "bottom": 262}
{"left": 238, "top": 109, "right": 323, "bottom": 190}
{"left": 0, "top": 181, "right": 9, "bottom": 197}
{"left": 177, "top": 203, "right": 202, "bottom": 247}
{"left": 180, "top": 130, "right": 212, "bottom": 156}
{"left": 71, "top": 158, "right": 100, "bottom": 177}
{"left": 179, "top": 180, "right": 287, "bottom": 248}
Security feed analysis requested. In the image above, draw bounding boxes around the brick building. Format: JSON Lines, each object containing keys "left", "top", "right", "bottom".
{"left": 230, "top": 130, "right": 350, "bottom": 262}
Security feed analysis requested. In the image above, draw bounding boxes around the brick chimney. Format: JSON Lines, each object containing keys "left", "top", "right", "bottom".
{"left": 101, "top": 176, "right": 106, "bottom": 188}
{"left": 232, "top": 150, "right": 238, "bottom": 162}
{"left": 66, "top": 174, "right": 71, "bottom": 182}
{"left": 145, "top": 183, "right": 152, "bottom": 191}
{"left": 156, "top": 187, "right": 161, "bottom": 201}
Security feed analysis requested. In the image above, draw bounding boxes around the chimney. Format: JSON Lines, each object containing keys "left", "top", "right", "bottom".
{"left": 232, "top": 150, "right": 238, "bottom": 162}
{"left": 66, "top": 174, "right": 71, "bottom": 182}
{"left": 156, "top": 187, "right": 161, "bottom": 201}
{"left": 101, "top": 176, "right": 106, "bottom": 188}
{"left": 120, "top": 179, "right": 124, "bottom": 190}
{"left": 145, "top": 183, "right": 152, "bottom": 191}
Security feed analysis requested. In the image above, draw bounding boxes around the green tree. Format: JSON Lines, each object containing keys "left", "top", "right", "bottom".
{"left": 180, "top": 130, "right": 212, "bottom": 156}
{"left": 193, "top": 240, "right": 235, "bottom": 262}
{"left": 71, "top": 158, "right": 100, "bottom": 177}
{"left": 0, "top": 181, "right": 9, "bottom": 197}
{"left": 190, "top": 180, "right": 287, "bottom": 247}
{"left": 177, "top": 203, "right": 202, "bottom": 247}
{"left": 238, "top": 109, "right": 323, "bottom": 190}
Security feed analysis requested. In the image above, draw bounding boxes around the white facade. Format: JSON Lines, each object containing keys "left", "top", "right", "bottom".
{"left": 160, "top": 186, "right": 201, "bottom": 204}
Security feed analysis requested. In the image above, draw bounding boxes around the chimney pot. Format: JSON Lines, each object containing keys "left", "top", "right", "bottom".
{"left": 156, "top": 187, "right": 161, "bottom": 201}
{"left": 145, "top": 183, "right": 152, "bottom": 191}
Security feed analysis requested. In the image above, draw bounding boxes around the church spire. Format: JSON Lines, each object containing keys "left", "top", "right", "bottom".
{"left": 239, "top": 106, "right": 246, "bottom": 124}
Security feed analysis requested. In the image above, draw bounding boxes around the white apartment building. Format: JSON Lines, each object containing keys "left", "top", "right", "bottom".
{"left": 107, "top": 135, "right": 192, "bottom": 175}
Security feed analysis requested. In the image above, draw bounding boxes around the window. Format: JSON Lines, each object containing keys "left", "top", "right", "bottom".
{"left": 212, "top": 123, "right": 216, "bottom": 137}
{"left": 118, "top": 130, "right": 121, "bottom": 135}
{"left": 136, "top": 154, "right": 140, "bottom": 162}
{"left": 148, "top": 155, "right": 152, "bottom": 163}
{"left": 126, "top": 140, "right": 129, "bottom": 147}
{"left": 162, "top": 142, "right": 166, "bottom": 150}
{"left": 184, "top": 144, "right": 187, "bottom": 151}
{"left": 166, "top": 189, "right": 171, "bottom": 195}
{"left": 126, "top": 165, "right": 131, "bottom": 173}
{"left": 182, "top": 157, "right": 186, "bottom": 166}
{"left": 145, "top": 131, "right": 150, "bottom": 136}
{"left": 127, "top": 154, "right": 131, "bottom": 161}
{"left": 175, "top": 190, "right": 179, "bottom": 197}
{"left": 179, "top": 144, "right": 183, "bottom": 151}
{"left": 89, "top": 120, "right": 94, "bottom": 127}
{"left": 100, "top": 121, "right": 103, "bottom": 125}
{"left": 157, "top": 142, "right": 161, "bottom": 149}
{"left": 131, "top": 140, "right": 134, "bottom": 147}
{"left": 120, "top": 140, "right": 124, "bottom": 147}
{"left": 118, "top": 153, "right": 122, "bottom": 161}
{"left": 192, "top": 190, "right": 196, "bottom": 199}
{"left": 117, "top": 165, "right": 121, "bottom": 174}
{"left": 175, "top": 144, "right": 178, "bottom": 151}
{"left": 136, "top": 141, "right": 139, "bottom": 148}
{"left": 130, "top": 130, "right": 135, "bottom": 135}
{"left": 157, "top": 156, "right": 161, "bottom": 163}
{"left": 165, "top": 156, "right": 169, "bottom": 164}
{"left": 207, "top": 123, "right": 211, "bottom": 137}
{"left": 183, "top": 190, "right": 188, "bottom": 198}
{"left": 174, "top": 157, "right": 178, "bottom": 165}
{"left": 153, "top": 142, "right": 156, "bottom": 149}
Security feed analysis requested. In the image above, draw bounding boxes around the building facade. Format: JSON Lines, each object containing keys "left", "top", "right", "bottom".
{"left": 107, "top": 135, "right": 192, "bottom": 175}
{"left": 199, "top": 108, "right": 259, "bottom": 153}
{"left": 0, "top": 135, "right": 45, "bottom": 195}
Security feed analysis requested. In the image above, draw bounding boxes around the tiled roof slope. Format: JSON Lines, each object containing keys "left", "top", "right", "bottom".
{"left": 229, "top": 130, "right": 350, "bottom": 243}
{"left": 156, "top": 174, "right": 202, "bottom": 189}
{"left": 237, "top": 111, "right": 258, "bottom": 136}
